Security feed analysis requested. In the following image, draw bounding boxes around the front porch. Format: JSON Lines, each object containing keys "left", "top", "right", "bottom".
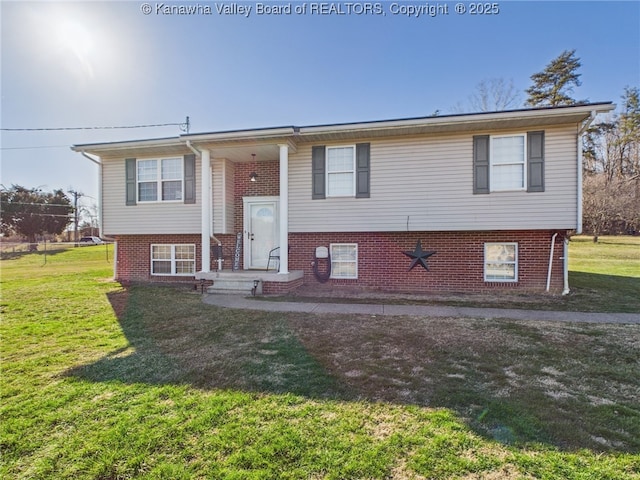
{"left": 185, "top": 134, "right": 294, "bottom": 279}
{"left": 195, "top": 269, "right": 304, "bottom": 295}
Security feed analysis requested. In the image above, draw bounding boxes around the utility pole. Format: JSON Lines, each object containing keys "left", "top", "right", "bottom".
{"left": 181, "top": 116, "right": 190, "bottom": 134}
{"left": 68, "top": 189, "right": 83, "bottom": 244}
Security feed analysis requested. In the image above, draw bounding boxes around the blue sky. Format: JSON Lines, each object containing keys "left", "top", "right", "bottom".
{"left": 1, "top": 0, "right": 639, "bottom": 207}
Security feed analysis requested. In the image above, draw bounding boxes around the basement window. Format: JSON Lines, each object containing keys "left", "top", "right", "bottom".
{"left": 484, "top": 243, "right": 518, "bottom": 282}
{"left": 330, "top": 243, "right": 358, "bottom": 279}
{"left": 151, "top": 244, "right": 195, "bottom": 276}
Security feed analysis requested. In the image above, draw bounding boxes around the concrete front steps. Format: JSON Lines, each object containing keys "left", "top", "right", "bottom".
{"left": 195, "top": 270, "right": 304, "bottom": 295}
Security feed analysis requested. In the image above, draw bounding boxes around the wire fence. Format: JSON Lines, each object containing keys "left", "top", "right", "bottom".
{"left": 0, "top": 240, "right": 113, "bottom": 263}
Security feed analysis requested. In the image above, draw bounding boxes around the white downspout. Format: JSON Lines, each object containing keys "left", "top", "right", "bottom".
{"left": 546, "top": 232, "right": 558, "bottom": 292}
{"left": 222, "top": 159, "right": 227, "bottom": 233}
{"left": 278, "top": 144, "right": 289, "bottom": 274}
{"left": 113, "top": 240, "right": 118, "bottom": 281}
{"left": 562, "top": 236, "right": 570, "bottom": 295}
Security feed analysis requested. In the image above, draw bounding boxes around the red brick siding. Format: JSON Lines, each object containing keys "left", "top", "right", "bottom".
{"left": 233, "top": 160, "right": 280, "bottom": 234}
{"left": 262, "top": 277, "right": 305, "bottom": 295}
{"left": 210, "top": 233, "right": 240, "bottom": 270}
{"left": 115, "top": 230, "right": 567, "bottom": 293}
{"left": 115, "top": 234, "right": 201, "bottom": 283}
{"left": 287, "top": 230, "right": 567, "bottom": 293}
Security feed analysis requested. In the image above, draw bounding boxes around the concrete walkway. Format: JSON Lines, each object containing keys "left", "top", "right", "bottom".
{"left": 203, "top": 294, "right": 640, "bottom": 324}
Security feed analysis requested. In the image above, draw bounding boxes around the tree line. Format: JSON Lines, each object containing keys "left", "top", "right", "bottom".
{"left": 583, "top": 87, "right": 639, "bottom": 239}
{"left": 1, "top": 186, "right": 74, "bottom": 248}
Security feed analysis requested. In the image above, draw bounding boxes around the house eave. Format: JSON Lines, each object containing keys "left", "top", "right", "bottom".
{"left": 72, "top": 137, "right": 189, "bottom": 158}
{"left": 72, "top": 103, "right": 615, "bottom": 157}
{"left": 181, "top": 126, "right": 297, "bottom": 143}
{"left": 295, "top": 103, "right": 616, "bottom": 142}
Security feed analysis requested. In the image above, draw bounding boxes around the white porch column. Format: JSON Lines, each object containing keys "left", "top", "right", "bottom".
{"left": 278, "top": 143, "right": 289, "bottom": 274}
{"left": 201, "top": 148, "right": 211, "bottom": 272}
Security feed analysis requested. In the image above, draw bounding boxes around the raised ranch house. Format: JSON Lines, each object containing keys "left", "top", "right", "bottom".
{"left": 73, "top": 103, "right": 614, "bottom": 295}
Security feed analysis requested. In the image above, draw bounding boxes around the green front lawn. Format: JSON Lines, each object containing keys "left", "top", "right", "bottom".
{"left": 1, "top": 244, "right": 639, "bottom": 479}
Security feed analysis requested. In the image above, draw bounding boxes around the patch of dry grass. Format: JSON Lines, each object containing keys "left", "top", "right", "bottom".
{"left": 285, "top": 312, "right": 640, "bottom": 452}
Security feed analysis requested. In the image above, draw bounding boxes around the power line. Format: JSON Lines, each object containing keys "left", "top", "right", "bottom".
{"left": 1, "top": 123, "right": 181, "bottom": 131}
{"left": 1, "top": 117, "right": 190, "bottom": 132}
{"left": 1, "top": 201, "right": 74, "bottom": 207}
{"left": 2, "top": 213, "right": 73, "bottom": 218}
{"left": 0, "top": 145, "right": 70, "bottom": 150}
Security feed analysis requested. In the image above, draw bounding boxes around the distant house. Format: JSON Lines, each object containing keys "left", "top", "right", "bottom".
{"left": 73, "top": 103, "right": 614, "bottom": 294}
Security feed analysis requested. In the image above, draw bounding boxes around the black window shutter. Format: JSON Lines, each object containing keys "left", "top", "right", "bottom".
{"left": 184, "top": 154, "right": 196, "bottom": 204}
{"left": 473, "top": 135, "right": 490, "bottom": 194}
{"left": 527, "top": 131, "right": 545, "bottom": 192}
{"left": 125, "top": 158, "right": 137, "bottom": 205}
{"left": 355, "top": 143, "right": 370, "bottom": 198}
{"left": 312, "top": 146, "right": 326, "bottom": 199}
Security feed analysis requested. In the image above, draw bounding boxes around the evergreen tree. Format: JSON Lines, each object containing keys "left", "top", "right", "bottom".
{"left": 526, "top": 49, "right": 585, "bottom": 107}
{"left": 618, "top": 86, "right": 640, "bottom": 178}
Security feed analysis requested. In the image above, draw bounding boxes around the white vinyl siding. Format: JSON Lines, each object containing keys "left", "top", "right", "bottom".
{"left": 490, "top": 135, "right": 526, "bottom": 191}
{"left": 212, "top": 158, "right": 235, "bottom": 234}
{"left": 326, "top": 146, "right": 355, "bottom": 197}
{"left": 484, "top": 243, "right": 518, "bottom": 282}
{"left": 330, "top": 243, "right": 358, "bottom": 279}
{"left": 151, "top": 244, "right": 195, "bottom": 276}
{"left": 289, "top": 125, "right": 578, "bottom": 232}
{"left": 101, "top": 156, "right": 200, "bottom": 236}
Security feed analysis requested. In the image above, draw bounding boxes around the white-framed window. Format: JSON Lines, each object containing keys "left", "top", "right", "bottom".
{"left": 484, "top": 243, "right": 518, "bottom": 282}
{"left": 330, "top": 243, "right": 358, "bottom": 279}
{"left": 151, "top": 244, "right": 195, "bottom": 276}
{"left": 138, "top": 158, "right": 183, "bottom": 202}
{"left": 326, "top": 146, "right": 355, "bottom": 197}
{"left": 490, "top": 134, "right": 526, "bottom": 191}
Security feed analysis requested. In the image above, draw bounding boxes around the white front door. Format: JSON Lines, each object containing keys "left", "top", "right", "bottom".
{"left": 243, "top": 197, "right": 279, "bottom": 269}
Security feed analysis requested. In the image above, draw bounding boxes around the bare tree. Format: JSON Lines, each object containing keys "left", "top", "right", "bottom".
{"left": 469, "top": 78, "right": 522, "bottom": 112}
{"left": 452, "top": 78, "right": 521, "bottom": 113}
{"left": 582, "top": 87, "right": 640, "bottom": 240}
{"left": 583, "top": 175, "right": 638, "bottom": 241}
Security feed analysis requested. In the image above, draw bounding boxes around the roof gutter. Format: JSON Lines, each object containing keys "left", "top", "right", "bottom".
{"left": 297, "top": 102, "right": 615, "bottom": 136}
{"left": 80, "top": 151, "right": 101, "bottom": 166}
{"left": 182, "top": 126, "right": 295, "bottom": 143}
{"left": 185, "top": 140, "right": 201, "bottom": 158}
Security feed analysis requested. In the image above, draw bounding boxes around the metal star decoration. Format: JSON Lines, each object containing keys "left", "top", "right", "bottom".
{"left": 403, "top": 240, "right": 437, "bottom": 271}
